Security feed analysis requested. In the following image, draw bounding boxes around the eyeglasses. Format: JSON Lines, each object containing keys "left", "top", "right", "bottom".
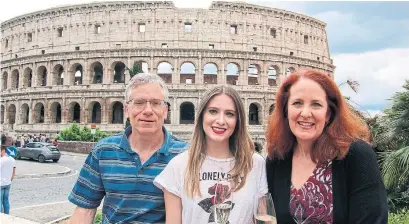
{"left": 127, "top": 98, "right": 167, "bottom": 111}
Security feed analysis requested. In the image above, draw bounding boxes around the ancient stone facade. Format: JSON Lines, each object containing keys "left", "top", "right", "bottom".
{"left": 0, "top": 1, "right": 334, "bottom": 151}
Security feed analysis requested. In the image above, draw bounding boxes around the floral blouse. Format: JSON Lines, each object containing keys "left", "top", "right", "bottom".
{"left": 289, "top": 161, "right": 333, "bottom": 224}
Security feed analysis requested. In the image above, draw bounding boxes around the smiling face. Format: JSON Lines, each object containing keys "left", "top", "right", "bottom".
{"left": 202, "top": 94, "right": 237, "bottom": 146}
{"left": 287, "top": 78, "right": 330, "bottom": 144}
{"left": 124, "top": 83, "right": 168, "bottom": 136}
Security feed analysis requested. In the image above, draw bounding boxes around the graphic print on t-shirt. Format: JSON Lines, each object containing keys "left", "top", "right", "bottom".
{"left": 198, "top": 179, "right": 235, "bottom": 223}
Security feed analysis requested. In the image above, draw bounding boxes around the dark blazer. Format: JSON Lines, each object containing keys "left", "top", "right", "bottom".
{"left": 266, "top": 140, "right": 388, "bottom": 224}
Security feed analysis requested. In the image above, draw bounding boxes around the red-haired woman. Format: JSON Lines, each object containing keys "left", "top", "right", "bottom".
{"left": 265, "top": 69, "right": 388, "bottom": 223}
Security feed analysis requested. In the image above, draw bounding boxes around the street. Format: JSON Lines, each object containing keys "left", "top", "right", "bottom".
{"left": 9, "top": 153, "right": 87, "bottom": 223}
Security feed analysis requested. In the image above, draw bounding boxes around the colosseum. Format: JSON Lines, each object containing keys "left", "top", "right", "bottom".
{"left": 0, "top": 1, "right": 334, "bottom": 150}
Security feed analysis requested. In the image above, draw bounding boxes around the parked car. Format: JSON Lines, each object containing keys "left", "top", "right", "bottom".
{"left": 16, "top": 142, "right": 61, "bottom": 163}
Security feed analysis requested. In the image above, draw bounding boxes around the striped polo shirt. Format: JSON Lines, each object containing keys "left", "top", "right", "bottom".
{"left": 68, "top": 126, "right": 188, "bottom": 223}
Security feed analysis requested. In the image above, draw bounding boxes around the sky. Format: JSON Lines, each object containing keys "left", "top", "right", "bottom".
{"left": 1, "top": 0, "right": 408, "bottom": 116}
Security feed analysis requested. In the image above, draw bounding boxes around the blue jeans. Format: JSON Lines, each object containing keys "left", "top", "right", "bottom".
{"left": 0, "top": 184, "right": 11, "bottom": 214}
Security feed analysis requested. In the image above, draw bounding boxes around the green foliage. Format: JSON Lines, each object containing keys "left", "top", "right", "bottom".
{"left": 381, "top": 146, "right": 409, "bottom": 190}
{"left": 126, "top": 61, "right": 144, "bottom": 79}
{"left": 55, "top": 124, "right": 113, "bottom": 142}
{"left": 93, "top": 210, "right": 102, "bottom": 224}
{"left": 389, "top": 209, "right": 409, "bottom": 224}
{"left": 363, "top": 80, "right": 409, "bottom": 212}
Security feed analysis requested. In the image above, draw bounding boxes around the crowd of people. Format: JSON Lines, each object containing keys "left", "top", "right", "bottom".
{"left": 2, "top": 69, "right": 388, "bottom": 223}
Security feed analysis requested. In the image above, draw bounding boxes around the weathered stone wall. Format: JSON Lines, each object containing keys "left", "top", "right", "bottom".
{"left": 58, "top": 141, "right": 94, "bottom": 154}
{"left": 0, "top": 1, "right": 335, "bottom": 154}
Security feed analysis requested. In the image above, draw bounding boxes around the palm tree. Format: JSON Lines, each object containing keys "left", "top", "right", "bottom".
{"left": 378, "top": 80, "right": 409, "bottom": 211}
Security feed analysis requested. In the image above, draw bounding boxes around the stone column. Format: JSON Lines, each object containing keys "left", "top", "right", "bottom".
{"left": 241, "top": 60, "right": 248, "bottom": 86}
{"left": 172, "top": 98, "right": 177, "bottom": 124}
{"left": 196, "top": 56, "right": 203, "bottom": 84}
{"left": 29, "top": 100, "right": 34, "bottom": 124}
{"left": 172, "top": 57, "right": 180, "bottom": 84}
{"left": 244, "top": 98, "right": 249, "bottom": 125}
{"left": 43, "top": 100, "right": 49, "bottom": 124}
{"left": 80, "top": 98, "right": 86, "bottom": 124}
{"left": 219, "top": 59, "right": 225, "bottom": 84}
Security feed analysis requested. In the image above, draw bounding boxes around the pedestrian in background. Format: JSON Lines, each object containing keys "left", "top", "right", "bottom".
{"left": 265, "top": 69, "right": 388, "bottom": 223}
{"left": 0, "top": 137, "right": 17, "bottom": 214}
{"left": 68, "top": 73, "right": 188, "bottom": 223}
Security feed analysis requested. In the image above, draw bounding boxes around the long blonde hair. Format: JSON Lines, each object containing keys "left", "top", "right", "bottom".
{"left": 184, "top": 85, "right": 254, "bottom": 198}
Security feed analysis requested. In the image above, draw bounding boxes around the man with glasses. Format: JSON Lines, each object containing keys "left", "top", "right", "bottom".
{"left": 68, "top": 73, "right": 188, "bottom": 223}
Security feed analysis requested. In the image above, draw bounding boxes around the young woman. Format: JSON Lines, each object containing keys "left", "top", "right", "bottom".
{"left": 265, "top": 69, "right": 388, "bottom": 223}
{"left": 154, "top": 85, "right": 268, "bottom": 224}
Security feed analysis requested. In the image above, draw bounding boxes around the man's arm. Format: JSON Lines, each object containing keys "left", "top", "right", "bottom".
{"left": 11, "top": 167, "right": 16, "bottom": 181}
{"left": 69, "top": 206, "right": 97, "bottom": 224}
{"left": 163, "top": 189, "right": 182, "bottom": 224}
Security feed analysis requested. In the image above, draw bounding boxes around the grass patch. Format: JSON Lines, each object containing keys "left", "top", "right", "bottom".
{"left": 389, "top": 209, "right": 409, "bottom": 224}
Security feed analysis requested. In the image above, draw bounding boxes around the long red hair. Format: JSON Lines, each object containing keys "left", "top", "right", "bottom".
{"left": 266, "top": 69, "right": 370, "bottom": 162}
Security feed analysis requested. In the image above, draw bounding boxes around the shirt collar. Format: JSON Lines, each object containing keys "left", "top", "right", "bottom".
{"left": 120, "top": 126, "right": 170, "bottom": 156}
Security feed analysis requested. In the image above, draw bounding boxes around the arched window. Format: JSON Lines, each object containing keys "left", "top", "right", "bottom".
{"left": 203, "top": 63, "right": 218, "bottom": 84}
{"left": 249, "top": 103, "right": 260, "bottom": 125}
{"left": 157, "top": 62, "right": 173, "bottom": 83}
{"left": 180, "top": 102, "right": 195, "bottom": 124}
{"left": 111, "top": 102, "right": 124, "bottom": 124}
{"left": 180, "top": 62, "right": 195, "bottom": 84}
{"left": 226, "top": 63, "right": 239, "bottom": 85}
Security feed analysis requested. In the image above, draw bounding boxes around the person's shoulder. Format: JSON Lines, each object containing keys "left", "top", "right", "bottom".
{"left": 90, "top": 132, "right": 124, "bottom": 155}
{"left": 93, "top": 133, "right": 123, "bottom": 149}
{"left": 252, "top": 153, "right": 266, "bottom": 163}
{"left": 167, "top": 134, "right": 189, "bottom": 154}
{"left": 345, "top": 140, "right": 376, "bottom": 161}
{"left": 168, "top": 150, "right": 189, "bottom": 166}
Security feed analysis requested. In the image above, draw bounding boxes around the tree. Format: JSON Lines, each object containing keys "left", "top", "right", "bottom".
{"left": 377, "top": 80, "right": 409, "bottom": 211}
{"left": 124, "top": 61, "right": 144, "bottom": 129}
{"left": 126, "top": 61, "right": 144, "bottom": 79}
{"left": 55, "top": 124, "right": 112, "bottom": 142}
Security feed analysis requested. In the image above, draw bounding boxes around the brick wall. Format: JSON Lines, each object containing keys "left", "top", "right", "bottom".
{"left": 58, "top": 141, "right": 95, "bottom": 154}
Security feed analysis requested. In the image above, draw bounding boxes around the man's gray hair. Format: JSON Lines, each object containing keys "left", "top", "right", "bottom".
{"left": 124, "top": 73, "right": 169, "bottom": 102}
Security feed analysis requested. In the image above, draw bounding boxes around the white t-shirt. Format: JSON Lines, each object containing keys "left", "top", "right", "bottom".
{"left": 154, "top": 151, "right": 268, "bottom": 224}
{"left": 0, "top": 155, "right": 16, "bottom": 186}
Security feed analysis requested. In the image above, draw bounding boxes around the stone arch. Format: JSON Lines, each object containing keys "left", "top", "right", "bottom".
{"left": 0, "top": 105, "right": 4, "bottom": 124}
{"left": 34, "top": 102, "right": 45, "bottom": 123}
{"left": 2, "top": 71, "right": 8, "bottom": 90}
{"left": 226, "top": 62, "right": 240, "bottom": 85}
{"left": 89, "top": 101, "right": 102, "bottom": 123}
{"left": 157, "top": 61, "right": 173, "bottom": 84}
{"left": 23, "top": 67, "right": 33, "bottom": 88}
{"left": 68, "top": 102, "right": 81, "bottom": 123}
{"left": 180, "top": 102, "right": 195, "bottom": 124}
{"left": 53, "top": 64, "right": 64, "bottom": 85}
{"left": 249, "top": 102, "right": 262, "bottom": 125}
{"left": 110, "top": 101, "right": 124, "bottom": 124}
{"left": 11, "top": 69, "right": 19, "bottom": 89}
{"left": 286, "top": 66, "right": 296, "bottom": 76}
{"left": 248, "top": 63, "right": 261, "bottom": 85}
{"left": 267, "top": 65, "right": 279, "bottom": 86}
{"left": 164, "top": 102, "right": 171, "bottom": 124}
{"left": 180, "top": 62, "right": 196, "bottom": 84}
{"left": 50, "top": 102, "right": 62, "bottom": 123}
{"left": 70, "top": 63, "right": 83, "bottom": 85}
{"left": 269, "top": 104, "right": 275, "bottom": 114}
{"left": 8, "top": 104, "right": 16, "bottom": 124}
{"left": 37, "top": 66, "right": 47, "bottom": 86}
{"left": 90, "top": 62, "right": 103, "bottom": 84}
{"left": 112, "top": 61, "right": 126, "bottom": 83}
{"left": 203, "top": 63, "right": 218, "bottom": 84}
{"left": 21, "top": 103, "right": 30, "bottom": 124}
